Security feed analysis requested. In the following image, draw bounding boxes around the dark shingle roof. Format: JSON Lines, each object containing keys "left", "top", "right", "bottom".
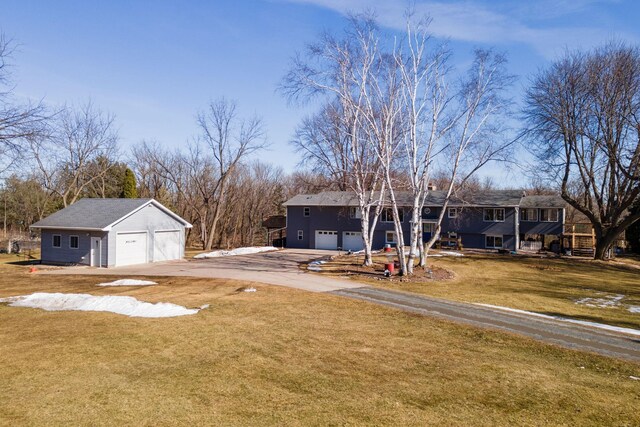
{"left": 284, "top": 190, "right": 532, "bottom": 208}
{"left": 519, "top": 195, "right": 566, "bottom": 208}
{"left": 31, "top": 198, "right": 155, "bottom": 230}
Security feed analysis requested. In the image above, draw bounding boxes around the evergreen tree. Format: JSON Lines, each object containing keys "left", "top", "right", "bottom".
{"left": 120, "top": 168, "right": 138, "bottom": 198}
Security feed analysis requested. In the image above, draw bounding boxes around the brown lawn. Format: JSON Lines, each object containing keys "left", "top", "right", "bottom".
{"left": 0, "top": 255, "right": 638, "bottom": 425}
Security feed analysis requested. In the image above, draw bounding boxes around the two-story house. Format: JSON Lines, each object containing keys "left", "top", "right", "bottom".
{"left": 283, "top": 190, "right": 565, "bottom": 252}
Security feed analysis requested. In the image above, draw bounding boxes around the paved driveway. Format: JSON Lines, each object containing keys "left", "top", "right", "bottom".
{"left": 43, "top": 249, "right": 363, "bottom": 293}
{"left": 41, "top": 248, "right": 640, "bottom": 362}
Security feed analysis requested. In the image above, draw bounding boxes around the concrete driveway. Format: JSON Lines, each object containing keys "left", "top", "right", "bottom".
{"left": 43, "top": 249, "right": 363, "bottom": 293}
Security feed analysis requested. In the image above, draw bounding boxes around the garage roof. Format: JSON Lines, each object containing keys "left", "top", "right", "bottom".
{"left": 31, "top": 198, "right": 192, "bottom": 231}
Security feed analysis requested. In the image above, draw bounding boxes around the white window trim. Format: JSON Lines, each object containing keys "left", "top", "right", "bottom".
{"left": 448, "top": 207, "right": 457, "bottom": 218}
{"left": 303, "top": 207, "right": 310, "bottom": 217}
{"left": 483, "top": 208, "right": 505, "bottom": 222}
{"left": 69, "top": 235, "right": 79, "bottom": 249}
{"left": 52, "top": 234, "right": 61, "bottom": 248}
{"left": 385, "top": 231, "right": 397, "bottom": 244}
{"left": 520, "top": 208, "right": 538, "bottom": 222}
{"left": 297, "top": 230, "right": 304, "bottom": 240}
{"left": 381, "top": 207, "right": 403, "bottom": 223}
{"left": 485, "top": 235, "right": 504, "bottom": 249}
{"left": 540, "top": 208, "right": 559, "bottom": 222}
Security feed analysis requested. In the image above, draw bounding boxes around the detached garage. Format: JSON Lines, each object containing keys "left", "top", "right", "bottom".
{"left": 31, "top": 198, "right": 192, "bottom": 268}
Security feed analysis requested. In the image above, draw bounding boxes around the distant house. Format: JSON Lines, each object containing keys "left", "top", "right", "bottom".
{"left": 30, "top": 198, "right": 192, "bottom": 267}
{"left": 283, "top": 190, "right": 565, "bottom": 252}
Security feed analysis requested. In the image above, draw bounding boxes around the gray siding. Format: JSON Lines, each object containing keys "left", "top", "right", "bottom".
{"left": 519, "top": 208, "right": 563, "bottom": 235}
{"left": 41, "top": 230, "right": 107, "bottom": 266}
{"left": 108, "top": 203, "right": 186, "bottom": 266}
{"left": 287, "top": 204, "right": 527, "bottom": 251}
{"left": 287, "top": 205, "right": 411, "bottom": 250}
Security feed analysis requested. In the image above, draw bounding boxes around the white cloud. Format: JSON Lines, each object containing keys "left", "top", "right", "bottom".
{"left": 284, "top": 0, "right": 633, "bottom": 59}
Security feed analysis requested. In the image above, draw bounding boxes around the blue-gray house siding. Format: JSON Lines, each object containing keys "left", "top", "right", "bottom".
{"left": 284, "top": 191, "right": 565, "bottom": 252}
{"left": 40, "top": 229, "right": 108, "bottom": 266}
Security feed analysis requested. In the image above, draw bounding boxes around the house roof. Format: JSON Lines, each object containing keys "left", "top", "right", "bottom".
{"left": 262, "top": 215, "right": 286, "bottom": 229}
{"left": 283, "top": 190, "right": 546, "bottom": 208}
{"left": 518, "top": 195, "right": 566, "bottom": 208}
{"left": 31, "top": 198, "right": 192, "bottom": 231}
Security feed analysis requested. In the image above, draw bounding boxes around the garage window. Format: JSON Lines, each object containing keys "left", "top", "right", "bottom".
{"left": 52, "top": 234, "right": 61, "bottom": 248}
{"left": 303, "top": 207, "right": 310, "bottom": 217}
{"left": 298, "top": 230, "right": 303, "bottom": 240}
{"left": 69, "top": 235, "right": 79, "bottom": 249}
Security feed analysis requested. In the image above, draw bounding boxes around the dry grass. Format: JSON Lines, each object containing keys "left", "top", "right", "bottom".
{"left": 319, "top": 252, "right": 640, "bottom": 330}
{"left": 0, "top": 260, "right": 639, "bottom": 425}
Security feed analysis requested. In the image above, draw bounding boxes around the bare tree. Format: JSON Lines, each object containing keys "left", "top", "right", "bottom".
{"left": 197, "top": 98, "right": 266, "bottom": 251}
{"left": 0, "top": 33, "right": 48, "bottom": 173}
{"left": 31, "top": 102, "right": 119, "bottom": 207}
{"left": 281, "top": 14, "right": 388, "bottom": 266}
{"left": 524, "top": 43, "right": 640, "bottom": 259}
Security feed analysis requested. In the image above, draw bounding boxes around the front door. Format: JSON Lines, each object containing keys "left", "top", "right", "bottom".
{"left": 91, "top": 237, "right": 101, "bottom": 267}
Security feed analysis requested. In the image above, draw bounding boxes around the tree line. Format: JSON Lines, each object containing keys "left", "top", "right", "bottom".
{"left": 1, "top": 11, "right": 639, "bottom": 264}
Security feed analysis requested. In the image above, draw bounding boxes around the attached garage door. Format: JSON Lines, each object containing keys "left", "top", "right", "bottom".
{"left": 315, "top": 230, "right": 338, "bottom": 250}
{"left": 343, "top": 231, "right": 364, "bottom": 252}
{"left": 115, "top": 232, "right": 148, "bottom": 266}
{"left": 153, "top": 230, "right": 181, "bottom": 262}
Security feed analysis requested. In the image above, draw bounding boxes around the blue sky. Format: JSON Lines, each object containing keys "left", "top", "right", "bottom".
{"left": 2, "top": 0, "right": 639, "bottom": 184}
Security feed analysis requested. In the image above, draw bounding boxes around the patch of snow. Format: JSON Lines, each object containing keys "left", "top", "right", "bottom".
{"left": 629, "top": 306, "right": 640, "bottom": 314}
{"left": 244, "top": 287, "right": 257, "bottom": 293}
{"left": 575, "top": 294, "right": 624, "bottom": 309}
{"left": 97, "top": 279, "right": 157, "bottom": 287}
{"left": 475, "top": 303, "right": 640, "bottom": 337}
{"left": 307, "top": 260, "right": 327, "bottom": 271}
{"left": 194, "top": 246, "right": 278, "bottom": 259}
{"left": 199, "top": 304, "right": 210, "bottom": 310}
{"left": 0, "top": 293, "right": 200, "bottom": 318}
{"left": 307, "top": 266, "right": 322, "bottom": 272}
{"left": 630, "top": 376, "right": 640, "bottom": 381}
{"left": 309, "top": 260, "right": 327, "bottom": 265}
{"left": 351, "top": 249, "right": 380, "bottom": 255}
{"left": 438, "top": 251, "right": 464, "bottom": 257}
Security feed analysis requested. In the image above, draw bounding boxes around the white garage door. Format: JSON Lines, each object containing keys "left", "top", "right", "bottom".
{"left": 115, "top": 232, "right": 148, "bottom": 266}
{"left": 343, "top": 231, "right": 364, "bottom": 252}
{"left": 153, "top": 230, "right": 181, "bottom": 262}
{"left": 315, "top": 230, "right": 338, "bottom": 250}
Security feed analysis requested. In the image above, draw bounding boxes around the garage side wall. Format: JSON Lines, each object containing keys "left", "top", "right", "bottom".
{"left": 40, "top": 229, "right": 107, "bottom": 266}
{"left": 108, "top": 204, "right": 186, "bottom": 266}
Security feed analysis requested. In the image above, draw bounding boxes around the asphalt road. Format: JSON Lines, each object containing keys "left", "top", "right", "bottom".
{"left": 332, "top": 286, "right": 640, "bottom": 363}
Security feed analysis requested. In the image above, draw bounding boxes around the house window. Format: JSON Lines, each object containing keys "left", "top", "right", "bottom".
{"left": 52, "top": 234, "right": 61, "bottom": 248}
{"left": 483, "top": 208, "right": 505, "bottom": 222}
{"left": 381, "top": 207, "right": 403, "bottom": 223}
{"left": 485, "top": 235, "right": 503, "bottom": 249}
{"left": 69, "top": 235, "right": 79, "bottom": 249}
{"left": 385, "top": 231, "right": 397, "bottom": 244}
{"left": 520, "top": 208, "right": 538, "bottom": 222}
{"left": 297, "top": 230, "right": 304, "bottom": 240}
{"left": 448, "top": 208, "right": 458, "bottom": 218}
{"left": 303, "top": 207, "right": 310, "bottom": 217}
{"left": 540, "top": 208, "right": 559, "bottom": 222}
{"left": 349, "top": 207, "right": 362, "bottom": 219}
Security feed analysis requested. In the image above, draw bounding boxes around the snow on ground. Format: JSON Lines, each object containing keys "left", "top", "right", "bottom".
{"left": 244, "top": 287, "right": 257, "bottom": 293}
{"left": 630, "top": 306, "right": 640, "bottom": 313}
{"left": 428, "top": 251, "right": 465, "bottom": 257}
{"left": 97, "top": 279, "right": 157, "bottom": 287}
{"left": 475, "top": 303, "right": 640, "bottom": 337}
{"left": 194, "top": 246, "right": 278, "bottom": 259}
{"left": 0, "top": 293, "right": 202, "bottom": 318}
{"left": 307, "top": 260, "right": 327, "bottom": 272}
{"left": 575, "top": 294, "right": 625, "bottom": 309}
